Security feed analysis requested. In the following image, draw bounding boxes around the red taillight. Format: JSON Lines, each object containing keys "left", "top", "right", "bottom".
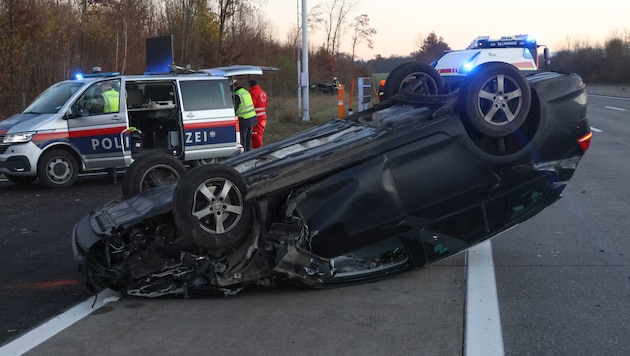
{"left": 577, "top": 131, "right": 592, "bottom": 152}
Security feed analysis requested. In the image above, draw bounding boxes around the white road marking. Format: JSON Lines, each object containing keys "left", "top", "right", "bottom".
{"left": 590, "top": 126, "right": 602, "bottom": 133}
{"left": 465, "top": 240, "right": 504, "bottom": 356}
{"left": 605, "top": 106, "right": 626, "bottom": 111}
{"left": 0, "top": 289, "right": 120, "bottom": 355}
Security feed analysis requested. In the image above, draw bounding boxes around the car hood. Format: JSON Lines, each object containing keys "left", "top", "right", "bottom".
{"left": 0, "top": 112, "right": 58, "bottom": 133}
{"left": 73, "top": 184, "right": 177, "bottom": 252}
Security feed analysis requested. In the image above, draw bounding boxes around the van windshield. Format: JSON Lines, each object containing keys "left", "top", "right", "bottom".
{"left": 23, "top": 81, "right": 84, "bottom": 114}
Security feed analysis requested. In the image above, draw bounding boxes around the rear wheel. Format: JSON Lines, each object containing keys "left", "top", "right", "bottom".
{"left": 382, "top": 61, "right": 445, "bottom": 100}
{"left": 37, "top": 149, "right": 78, "bottom": 188}
{"left": 460, "top": 62, "right": 531, "bottom": 138}
{"left": 172, "top": 164, "right": 252, "bottom": 251}
{"left": 121, "top": 153, "right": 187, "bottom": 199}
{"left": 187, "top": 157, "right": 219, "bottom": 168}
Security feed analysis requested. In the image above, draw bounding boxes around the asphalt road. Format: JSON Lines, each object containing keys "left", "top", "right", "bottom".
{"left": 492, "top": 94, "right": 630, "bottom": 355}
{"left": 1, "top": 94, "right": 629, "bottom": 355}
{"left": 0, "top": 174, "right": 122, "bottom": 346}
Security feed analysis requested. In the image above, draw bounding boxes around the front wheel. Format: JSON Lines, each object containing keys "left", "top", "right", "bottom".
{"left": 121, "top": 153, "right": 187, "bottom": 199}
{"left": 172, "top": 164, "right": 252, "bottom": 251}
{"left": 459, "top": 62, "right": 532, "bottom": 138}
{"left": 37, "top": 149, "right": 78, "bottom": 188}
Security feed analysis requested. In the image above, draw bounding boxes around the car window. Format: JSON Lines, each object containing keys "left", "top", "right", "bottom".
{"left": 508, "top": 177, "right": 551, "bottom": 222}
{"left": 23, "top": 81, "right": 83, "bottom": 114}
{"left": 179, "top": 80, "right": 232, "bottom": 111}
{"left": 72, "top": 79, "right": 121, "bottom": 117}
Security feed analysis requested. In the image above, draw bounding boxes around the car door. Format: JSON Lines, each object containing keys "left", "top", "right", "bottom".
{"left": 67, "top": 77, "right": 131, "bottom": 170}
{"left": 178, "top": 78, "right": 241, "bottom": 161}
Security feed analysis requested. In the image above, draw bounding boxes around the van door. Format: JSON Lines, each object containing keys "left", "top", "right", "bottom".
{"left": 177, "top": 78, "right": 241, "bottom": 161}
{"left": 67, "top": 77, "right": 131, "bottom": 170}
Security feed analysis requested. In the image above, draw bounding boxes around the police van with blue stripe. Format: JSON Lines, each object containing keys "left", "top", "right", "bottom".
{"left": 0, "top": 65, "right": 266, "bottom": 188}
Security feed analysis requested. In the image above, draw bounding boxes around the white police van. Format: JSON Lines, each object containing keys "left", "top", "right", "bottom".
{"left": 0, "top": 66, "right": 264, "bottom": 188}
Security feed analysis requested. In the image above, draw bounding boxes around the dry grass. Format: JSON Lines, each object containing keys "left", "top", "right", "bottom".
{"left": 263, "top": 93, "right": 338, "bottom": 144}
{"left": 263, "top": 91, "right": 374, "bottom": 144}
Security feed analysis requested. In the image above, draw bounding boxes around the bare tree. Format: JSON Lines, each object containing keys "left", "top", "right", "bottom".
{"left": 316, "top": 0, "right": 356, "bottom": 56}
{"left": 349, "top": 13, "right": 375, "bottom": 62}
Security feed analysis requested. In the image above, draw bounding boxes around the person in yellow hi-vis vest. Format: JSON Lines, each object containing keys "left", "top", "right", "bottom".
{"left": 99, "top": 80, "right": 121, "bottom": 184}
{"left": 231, "top": 80, "right": 257, "bottom": 152}
{"left": 100, "top": 80, "right": 119, "bottom": 113}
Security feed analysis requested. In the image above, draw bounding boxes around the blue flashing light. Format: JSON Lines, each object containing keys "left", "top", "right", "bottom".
{"left": 458, "top": 52, "right": 481, "bottom": 74}
{"left": 72, "top": 71, "right": 121, "bottom": 80}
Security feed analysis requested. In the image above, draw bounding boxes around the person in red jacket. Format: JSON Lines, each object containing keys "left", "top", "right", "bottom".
{"left": 249, "top": 80, "right": 269, "bottom": 149}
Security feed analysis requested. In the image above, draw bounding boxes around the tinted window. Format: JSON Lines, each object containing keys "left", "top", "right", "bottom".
{"left": 180, "top": 80, "right": 232, "bottom": 111}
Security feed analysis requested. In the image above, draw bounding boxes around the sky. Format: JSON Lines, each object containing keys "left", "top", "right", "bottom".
{"left": 259, "top": 0, "right": 630, "bottom": 61}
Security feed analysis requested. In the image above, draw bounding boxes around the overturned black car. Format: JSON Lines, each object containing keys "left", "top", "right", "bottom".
{"left": 72, "top": 62, "right": 592, "bottom": 297}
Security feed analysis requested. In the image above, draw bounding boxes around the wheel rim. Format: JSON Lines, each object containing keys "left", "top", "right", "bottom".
{"left": 46, "top": 157, "right": 73, "bottom": 184}
{"left": 139, "top": 164, "right": 183, "bottom": 191}
{"left": 191, "top": 177, "right": 244, "bottom": 234}
{"left": 196, "top": 158, "right": 219, "bottom": 165}
{"left": 476, "top": 74, "right": 524, "bottom": 126}
{"left": 398, "top": 72, "right": 440, "bottom": 95}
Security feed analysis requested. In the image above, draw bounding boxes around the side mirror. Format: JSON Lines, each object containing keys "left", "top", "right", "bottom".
{"left": 64, "top": 109, "right": 75, "bottom": 120}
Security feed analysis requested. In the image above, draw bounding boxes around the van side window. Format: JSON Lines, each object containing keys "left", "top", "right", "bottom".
{"left": 180, "top": 80, "right": 231, "bottom": 111}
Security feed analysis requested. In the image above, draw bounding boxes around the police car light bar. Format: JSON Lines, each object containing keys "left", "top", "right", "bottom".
{"left": 74, "top": 71, "right": 121, "bottom": 80}
{"left": 467, "top": 34, "right": 536, "bottom": 50}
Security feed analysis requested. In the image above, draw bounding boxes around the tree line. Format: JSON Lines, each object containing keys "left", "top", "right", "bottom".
{"left": 0, "top": 1, "right": 628, "bottom": 118}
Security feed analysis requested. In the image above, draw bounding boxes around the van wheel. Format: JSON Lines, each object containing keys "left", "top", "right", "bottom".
{"left": 172, "top": 164, "right": 252, "bottom": 251}
{"left": 187, "top": 158, "right": 219, "bottom": 168}
{"left": 383, "top": 61, "right": 445, "bottom": 100}
{"left": 5, "top": 175, "right": 37, "bottom": 186}
{"left": 122, "top": 153, "right": 187, "bottom": 199}
{"left": 459, "top": 62, "right": 531, "bottom": 137}
{"left": 37, "top": 149, "right": 78, "bottom": 188}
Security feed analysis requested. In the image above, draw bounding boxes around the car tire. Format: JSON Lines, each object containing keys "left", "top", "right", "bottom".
{"left": 459, "top": 62, "right": 532, "bottom": 138}
{"left": 172, "top": 164, "right": 252, "bottom": 251}
{"left": 383, "top": 61, "right": 445, "bottom": 100}
{"left": 122, "top": 153, "right": 188, "bottom": 199}
{"left": 5, "top": 174, "right": 37, "bottom": 186}
{"left": 37, "top": 149, "right": 78, "bottom": 188}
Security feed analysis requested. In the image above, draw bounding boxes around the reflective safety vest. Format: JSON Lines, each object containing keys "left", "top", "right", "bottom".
{"left": 235, "top": 88, "right": 256, "bottom": 119}
{"left": 102, "top": 89, "right": 119, "bottom": 113}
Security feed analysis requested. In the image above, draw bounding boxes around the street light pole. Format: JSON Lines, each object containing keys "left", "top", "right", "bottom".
{"left": 301, "top": 0, "right": 310, "bottom": 121}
